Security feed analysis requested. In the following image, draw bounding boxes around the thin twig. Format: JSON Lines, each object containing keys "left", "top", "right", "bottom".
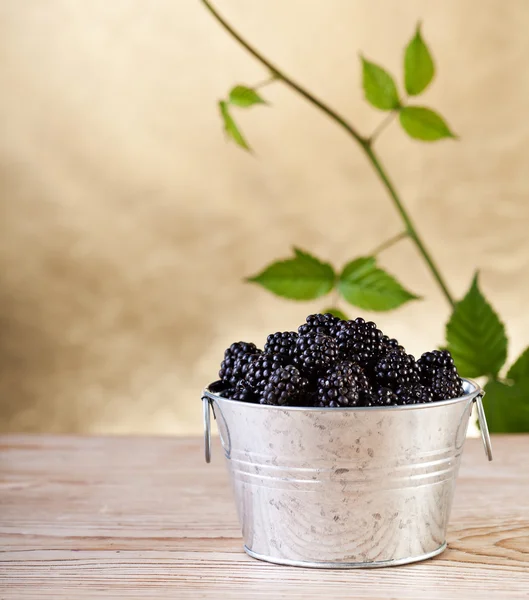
{"left": 370, "top": 231, "right": 409, "bottom": 256}
{"left": 201, "top": 0, "right": 367, "bottom": 147}
{"left": 368, "top": 110, "right": 399, "bottom": 144}
{"left": 253, "top": 76, "right": 278, "bottom": 90}
{"left": 363, "top": 145, "right": 454, "bottom": 305}
{"left": 368, "top": 97, "right": 408, "bottom": 144}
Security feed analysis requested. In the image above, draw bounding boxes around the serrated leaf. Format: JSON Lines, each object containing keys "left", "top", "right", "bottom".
{"left": 507, "top": 346, "right": 529, "bottom": 384}
{"left": 337, "top": 256, "right": 420, "bottom": 312}
{"left": 321, "top": 307, "right": 348, "bottom": 321}
{"left": 247, "top": 248, "right": 335, "bottom": 300}
{"left": 399, "top": 106, "right": 456, "bottom": 141}
{"left": 229, "top": 85, "right": 266, "bottom": 108}
{"left": 483, "top": 379, "right": 529, "bottom": 433}
{"left": 218, "top": 100, "right": 250, "bottom": 151}
{"left": 404, "top": 24, "right": 435, "bottom": 96}
{"left": 445, "top": 273, "right": 507, "bottom": 378}
{"left": 361, "top": 57, "right": 400, "bottom": 111}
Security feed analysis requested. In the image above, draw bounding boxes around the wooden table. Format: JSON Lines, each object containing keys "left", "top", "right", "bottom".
{"left": 1, "top": 435, "right": 528, "bottom": 599}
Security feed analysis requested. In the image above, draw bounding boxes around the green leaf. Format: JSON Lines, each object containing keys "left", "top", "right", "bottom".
{"left": 229, "top": 85, "right": 266, "bottom": 108}
{"left": 361, "top": 57, "right": 400, "bottom": 110}
{"left": 445, "top": 273, "right": 507, "bottom": 378}
{"left": 247, "top": 248, "right": 335, "bottom": 300}
{"left": 399, "top": 106, "right": 456, "bottom": 141}
{"left": 482, "top": 379, "right": 529, "bottom": 433}
{"left": 337, "top": 256, "right": 420, "bottom": 312}
{"left": 218, "top": 100, "right": 250, "bottom": 151}
{"left": 321, "top": 307, "right": 348, "bottom": 321}
{"left": 507, "top": 346, "right": 529, "bottom": 384}
{"left": 404, "top": 24, "right": 435, "bottom": 96}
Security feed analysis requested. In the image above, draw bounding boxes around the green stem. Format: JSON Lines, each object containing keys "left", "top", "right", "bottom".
{"left": 368, "top": 110, "right": 399, "bottom": 143}
{"left": 254, "top": 76, "right": 278, "bottom": 90}
{"left": 363, "top": 145, "right": 454, "bottom": 306}
{"left": 370, "top": 231, "right": 408, "bottom": 256}
{"left": 202, "top": 0, "right": 455, "bottom": 308}
{"left": 201, "top": 0, "right": 366, "bottom": 146}
{"left": 369, "top": 97, "right": 408, "bottom": 143}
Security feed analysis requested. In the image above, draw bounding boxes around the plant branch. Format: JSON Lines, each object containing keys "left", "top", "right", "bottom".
{"left": 370, "top": 231, "right": 408, "bottom": 256}
{"left": 201, "top": 0, "right": 367, "bottom": 147}
{"left": 368, "top": 110, "right": 399, "bottom": 144}
{"left": 369, "top": 96, "right": 408, "bottom": 143}
{"left": 202, "top": 0, "right": 455, "bottom": 308}
{"left": 254, "top": 76, "right": 278, "bottom": 90}
{"left": 363, "top": 145, "right": 454, "bottom": 306}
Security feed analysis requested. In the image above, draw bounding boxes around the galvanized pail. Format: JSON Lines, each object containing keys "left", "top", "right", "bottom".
{"left": 202, "top": 379, "right": 492, "bottom": 568}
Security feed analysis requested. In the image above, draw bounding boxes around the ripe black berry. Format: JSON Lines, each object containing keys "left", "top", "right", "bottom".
{"left": 298, "top": 313, "right": 342, "bottom": 337}
{"left": 430, "top": 367, "right": 464, "bottom": 401}
{"left": 381, "top": 335, "right": 404, "bottom": 355}
{"left": 316, "top": 361, "right": 371, "bottom": 407}
{"left": 396, "top": 384, "right": 434, "bottom": 405}
{"left": 219, "top": 341, "right": 261, "bottom": 386}
{"left": 364, "top": 387, "right": 399, "bottom": 407}
{"left": 374, "top": 349, "right": 420, "bottom": 390}
{"left": 418, "top": 350, "right": 459, "bottom": 384}
{"left": 233, "top": 380, "right": 256, "bottom": 402}
{"left": 293, "top": 333, "right": 338, "bottom": 377}
{"left": 335, "top": 318, "right": 385, "bottom": 370}
{"left": 264, "top": 331, "right": 298, "bottom": 364}
{"left": 213, "top": 314, "right": 466, "bottom": 408}
{"left": 244, "top": 353, "right": 284, "bottom": 396}
{"left": 261, "top": 365, "right": 309, "bottom": 406}
{"left": 217, "top": 380, "right": 256, "bottom": 403}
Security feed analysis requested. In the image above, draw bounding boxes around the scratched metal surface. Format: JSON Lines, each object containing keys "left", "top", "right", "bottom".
{"left": 207, "top": 385, "right": 478, "bottom": 567}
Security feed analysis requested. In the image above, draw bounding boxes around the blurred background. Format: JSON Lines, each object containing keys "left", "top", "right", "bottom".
{"left": 1, "top": 0, "right": 528, "bottom": 435}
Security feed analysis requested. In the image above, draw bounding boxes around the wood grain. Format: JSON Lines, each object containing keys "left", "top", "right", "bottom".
{"left": 0, "top": 435, "right": 528, "bottom": 599}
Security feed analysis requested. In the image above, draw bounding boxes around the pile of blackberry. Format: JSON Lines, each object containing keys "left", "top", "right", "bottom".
{"left": 210, "top": 314, "right": 464, "bottom": 407}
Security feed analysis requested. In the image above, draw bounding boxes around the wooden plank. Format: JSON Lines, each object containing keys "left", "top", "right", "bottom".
{"left": 0, "top": 434, "right": 528, "bottom": 599}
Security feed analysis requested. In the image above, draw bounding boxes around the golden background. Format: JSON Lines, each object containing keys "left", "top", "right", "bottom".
{"left": 1, "top": 0, "right": 528, "bottom": 435}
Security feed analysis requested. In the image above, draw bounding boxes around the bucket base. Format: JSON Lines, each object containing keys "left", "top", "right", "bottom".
{"left": 244, "top": 541, "right": 447, "bottom": 569}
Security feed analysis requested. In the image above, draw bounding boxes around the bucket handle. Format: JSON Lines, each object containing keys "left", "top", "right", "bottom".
{"left": 202, "top": 394, "right": 212, "bottom": 463}
{"left": 474, "top": 393, "right": 493, "bottom": 461}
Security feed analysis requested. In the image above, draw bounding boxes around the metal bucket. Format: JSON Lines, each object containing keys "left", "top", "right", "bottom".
{"left": 202, "top": 379, "right": 492, "bottom": 568}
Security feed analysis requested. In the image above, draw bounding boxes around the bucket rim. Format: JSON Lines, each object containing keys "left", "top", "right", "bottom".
{"left": 203, "top": 378, "right": 482, "bottom": 412}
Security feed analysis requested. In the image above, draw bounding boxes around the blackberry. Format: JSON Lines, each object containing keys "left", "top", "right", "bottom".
{"left": 363, "top": 387, "right": 399, "bottom": 407}
{"left": 430, "top": 367, "right": 464, "bottom": 401}
{"left": 316, "top": 361, "right": 371, "bottom": 407}
{"left": 214, "top": 379, "right": 256, "bottom": 403}
{"left": 219, "top": 341, "right": 261, "bottom": 385}
{"left": 331, "top": 360, "right": 370, "bottom": 383}
{"left": 244, "top": 353, "right": 284, "bottom": 396}
{"left": 293, "top": 333, "right": 338, "bottom": 377}
{"left": 396, "top": 384, "right": 434, "bottom": 405}
{"left": 335, "top": 318, "right": 385, "bottom": 370}
{"left": 418, "top": 350, "right": 459, "bottom": 384}
{"left": 232, "top": 380, "right": 256, "bottom": 402}
{"left": 218, "top": 388, "right": 249, "bottom": 402}
{"left": 380, "top": 335, "right": 404, "bottom": 355}
{"left": 298, "top": 313, "right": 342, "bottom": 337}
{"left": 264, "top": 331, "right": 298, "bottom": 364}
{"left": 261, "top": 365, "right": 309, "bottom": 406}
{"left": 374, "top": 349, "right": 420, "bottom": 390}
